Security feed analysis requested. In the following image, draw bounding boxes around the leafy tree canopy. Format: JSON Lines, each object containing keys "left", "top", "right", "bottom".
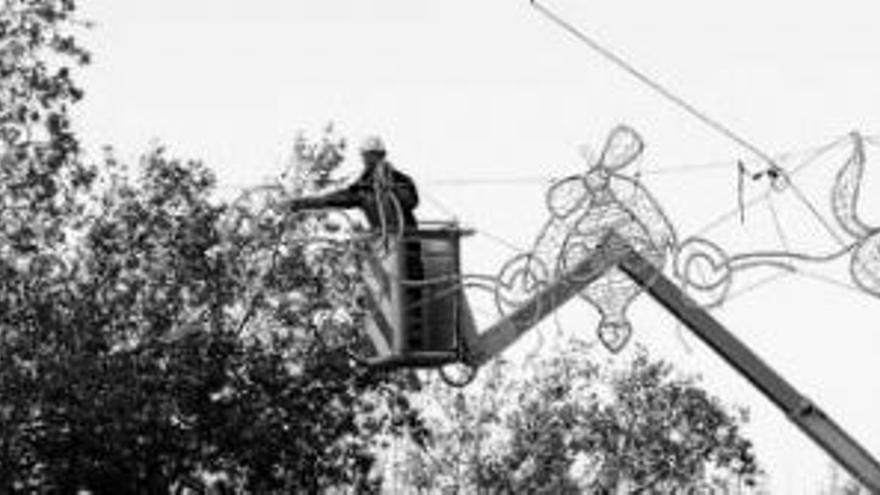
{"left": 393, "top": 340, "right": 762, "bottom": 493}
{"left": 0, "top": 1, "right": 424, "bottom": 491}
{"left": 0, "top": 2, "right": 762, "bottom": 494}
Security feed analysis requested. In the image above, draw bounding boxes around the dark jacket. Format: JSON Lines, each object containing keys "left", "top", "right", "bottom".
{"left": 348, "top": 160, "right": 419, "bottom": 231}
{"left": 290, "top": 160, "right": 419, "bottom": 232}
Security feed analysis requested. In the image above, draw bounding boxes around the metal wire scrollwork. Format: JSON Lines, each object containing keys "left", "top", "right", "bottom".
{"left": 488, "top": 125, "right": 677, "bottom": 354}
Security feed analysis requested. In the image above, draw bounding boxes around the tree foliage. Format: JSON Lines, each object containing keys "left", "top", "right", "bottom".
{"left": 0, "top": 1, "right": 764, "bottom": 493}
{"left": 824, "top": 464, "right": 870, "bottom": 495}
{"left": 0, "top": 1, "right": 424, "bottom": 491}
{"left": 397, "top": 341, "right": 762, "bottom": 493}
{"left": 0, "top": 0, "right": 92, "bottom": 252}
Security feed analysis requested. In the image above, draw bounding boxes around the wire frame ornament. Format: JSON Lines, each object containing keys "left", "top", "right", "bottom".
{"left": 672, "top": 132, "right": 880, "bottom": 306}
{"left": 832, "top": 133, "right": 880, "bottom": 296}
{"left": 511, "top": 125, "right": 677, "bottom": 353}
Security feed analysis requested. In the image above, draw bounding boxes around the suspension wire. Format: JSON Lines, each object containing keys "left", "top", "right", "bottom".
{"left": 766, "top": 194, "right": 791, "bottom": 251}
{"left": 421, "top": 135, "right": 851, "bottom": 189}
{"left": 528, "top": 0, "right": 857, "bottom": 252}
{"left": 216, "top": 133, "right": 854, "bottom": 194}
{"left": 695, "top": 134, "right": 849, "bottom": 237}
{"left": 222, "top": 146, "right": 841, "bottom": 200}
{"left": 529, "top": 0, "right": 786, "bottom": 177}
{"left": 478, "top": 228, "right": 529, "bottom": 254}
{"left": 788, "top": 182, "right": 848, "bottom": 245}
{"left": 782, "top": 134, "right": 852, "bottom": 176}
{"left": 420, "top": 189, "right": 460, "bottom": 219}
{"left": 641, "top": 161, "right": 735, "bottom": 175}
{"left": 422, "top": 188, "right": 529, "bottom": 255}
{"left": 641, "top": 136, "right": 849, "bottom": 179}
{"left": 426, "top": 175, "right": 559, "bottom": 186}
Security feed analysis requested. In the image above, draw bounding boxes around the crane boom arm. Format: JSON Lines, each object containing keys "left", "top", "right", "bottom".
{"left": 615, "top": 237, "right": 880, "bottom": 493}
{"left": 461, "top": 233, "right": 880, "bottom": 491}
{"left": 466, "top": 240, "right": 624, "bottom": 366}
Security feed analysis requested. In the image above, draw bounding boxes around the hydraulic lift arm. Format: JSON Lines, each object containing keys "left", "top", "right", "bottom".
{"left": 615, "top": 239, "right": 880, "bottom": 493}
{"left": 344, "top": 216, "right": 879, "bottom": 489}
{"left": 460, "top": 233, "right": 880, "bottom": 491}
{"left": 463, "top": 242, "right": 621, "bottom": 366}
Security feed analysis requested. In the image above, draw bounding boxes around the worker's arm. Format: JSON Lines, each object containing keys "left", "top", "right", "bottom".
{"left": 286, "top": 182, "right": 368, "bottom": 211}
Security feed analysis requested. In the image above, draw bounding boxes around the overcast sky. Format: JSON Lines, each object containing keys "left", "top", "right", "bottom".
{"left": 75, "top": 1, "right": 880, "bottom": 491}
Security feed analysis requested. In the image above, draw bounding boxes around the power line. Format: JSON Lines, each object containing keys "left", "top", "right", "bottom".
{"left": 476, "top": 228, "right": 528, "bottom": 254}
{"left": 527, "top": 0, "right": 855, "bottom": 256}
{"left": 426, "top": 176, "right": 558, "bottom": 186}
{"left": 529, "top": 0, "right": 786, "bottom": 178}
{"left": 766, "top": 194, "right": 791, "bottom": 251}
{"left": 420, "top": 189, "right": 460, "bottom": 219}
{"left": 421, "top": 189, "right": 528, "bottom": 255}
{"left": 215, "top": 133, "right": 854, "bottom": 194}
{"left": 694, "top": 134, "right": 849, "bottom": 237}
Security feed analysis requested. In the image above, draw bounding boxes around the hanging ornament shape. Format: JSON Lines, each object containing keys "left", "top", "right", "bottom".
{"left": 828, "top": 132, "right": 880, "bottom": 298}
{"left": 547, "top": 176, "right": 591, "bottom": 219}
{"left": 570, "top": 185, "right": 662, "bottom": 353}
{"left": 530, "top": 125, "right": 677, "bottom": 353}
{"left": 850, "top": 232, "right": 880, "bottom": 297}
{"left": 599, "top": 125, "right": 645, "bottom": 171}
{"left": 597, "top": 319, "right": 633, "bottom": 353}
{"left": 831, "top": 132, "right": 873, "bottom": 240}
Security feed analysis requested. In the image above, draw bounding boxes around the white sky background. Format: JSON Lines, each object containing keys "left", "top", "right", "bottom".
{"left": 74, "top": 0, "right": 880, "bottom": 491}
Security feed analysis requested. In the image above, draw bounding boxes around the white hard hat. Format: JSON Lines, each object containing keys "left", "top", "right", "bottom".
{"left": 359, "top": 135, "right": 386, "bottom": 154}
